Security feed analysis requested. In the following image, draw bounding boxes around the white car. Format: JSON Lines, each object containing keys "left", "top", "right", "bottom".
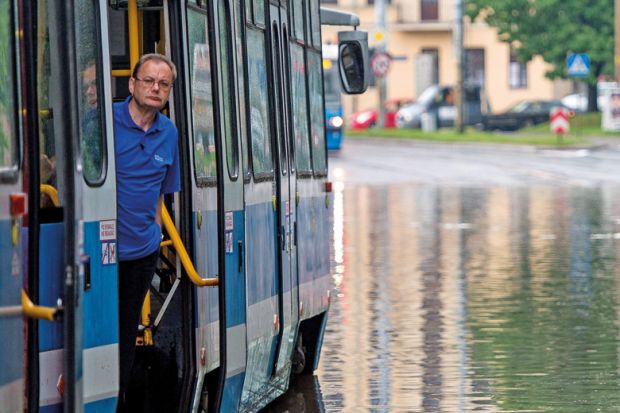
{"left": 561, "top": 92, "right": 607, "bottom": 112}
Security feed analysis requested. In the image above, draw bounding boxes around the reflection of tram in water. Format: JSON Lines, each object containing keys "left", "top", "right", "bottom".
{"left": 0, "top": 1, "right": 367, "bottom": 413}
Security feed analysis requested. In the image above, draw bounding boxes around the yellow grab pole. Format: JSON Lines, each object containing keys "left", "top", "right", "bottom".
{"left": 128, "top": 0, "right": 140, "bottom": 71}
{"left": 40, "top": 184, "right": 59, "bottom": 207}
{"left": 160, "top": 202, "right": 219, "bottom": 287}
{"left": 22, "top": 289, "right": 59, "bottom": 321}
{"left": 139, "top": 291, "right": 153, "bottom": 346}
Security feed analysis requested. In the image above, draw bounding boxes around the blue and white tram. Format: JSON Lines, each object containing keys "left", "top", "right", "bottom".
{"left": 0, "top": 1, "right": 367, "bottom": 412}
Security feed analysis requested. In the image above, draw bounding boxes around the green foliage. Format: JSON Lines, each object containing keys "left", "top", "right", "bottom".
{"left": 465, "top": 0, "right": 614, "bottom": 84}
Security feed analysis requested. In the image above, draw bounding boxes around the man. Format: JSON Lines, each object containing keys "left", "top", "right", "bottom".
{"left": 81, "top": 62, "right": 102, "bottom": 181}
{"left": 114, "top": 53, "right": 180, "bottom": 411}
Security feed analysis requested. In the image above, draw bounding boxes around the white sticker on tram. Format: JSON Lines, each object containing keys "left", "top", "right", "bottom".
{"left": 99, "top": 220, "right": 117, "bottom": 241}
{"left": 0, "top": 378, "right": 24, "bottom": 413}
{"left": 225, "top": 212, "right": 234, "bottom": 231}
{"left": 39, "top": 344, "right": 119, "bottom": 406}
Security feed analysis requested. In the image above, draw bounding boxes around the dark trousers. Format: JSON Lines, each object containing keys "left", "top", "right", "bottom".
{"left": 117, "top": 249, "right": 159, "bottom": 413}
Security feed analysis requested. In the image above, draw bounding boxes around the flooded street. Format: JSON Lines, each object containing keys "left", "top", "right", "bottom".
{"left": 265, "top": 140, "right": 620, "bottom": 412}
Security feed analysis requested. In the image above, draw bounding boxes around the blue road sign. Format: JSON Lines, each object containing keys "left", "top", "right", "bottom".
{"left": 567, "top": 53, "right": 590, "bottom": 78}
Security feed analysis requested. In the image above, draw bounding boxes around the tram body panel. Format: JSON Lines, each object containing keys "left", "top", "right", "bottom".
{"left": 0, "top": 218, "right": 24, "bottom": 413}
{"left": 297, "top": 182, "right": 331, "bottom": 319}
{"left": 193, "top": 198, "right": 221, "bottom": 373}
{"left": 241, "top": 181, "right": 279, "bottom": 410}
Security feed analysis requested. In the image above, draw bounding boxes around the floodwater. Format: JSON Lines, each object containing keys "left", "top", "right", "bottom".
{"left": 267, "top": 182, "right": 620, "bottom": 412}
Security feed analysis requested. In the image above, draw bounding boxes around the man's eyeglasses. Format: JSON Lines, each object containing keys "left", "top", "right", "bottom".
{"left": 134, "top": 77, "right": 173, "bottom": 91}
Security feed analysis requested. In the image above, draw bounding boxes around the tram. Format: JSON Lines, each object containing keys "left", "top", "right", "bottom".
{"left": 0, "top": 1, "right": 367, "bottom": 412}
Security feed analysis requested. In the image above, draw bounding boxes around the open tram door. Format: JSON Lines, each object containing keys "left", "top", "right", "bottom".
{"left": 20, "top": 0, "right": 119, "bottom": 411}
{"left": 0, "top": 1, "right": 28, "bottom": 412}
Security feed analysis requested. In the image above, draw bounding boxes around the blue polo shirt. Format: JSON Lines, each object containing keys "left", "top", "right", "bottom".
{"left": 114, "top": 97, "right": 180, "bottom": 260}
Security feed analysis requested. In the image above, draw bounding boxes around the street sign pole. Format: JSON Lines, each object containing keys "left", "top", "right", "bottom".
{"left": 616, "top": 0, "right": 620, "bottom": 80}
{"left": 454, "top": 0, "right": 465, "bottom": 133}
{"left": 376, "top": 0, "right": 387, "bottom": 128}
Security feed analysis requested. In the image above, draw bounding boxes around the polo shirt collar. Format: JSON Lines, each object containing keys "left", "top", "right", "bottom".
{"left": 121, "top": 96, "right": 163, "bottom": 134}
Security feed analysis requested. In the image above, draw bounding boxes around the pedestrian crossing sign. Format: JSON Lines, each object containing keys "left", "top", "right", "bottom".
{"left": 567, "top": 53, "right": 590, "bottom": 78}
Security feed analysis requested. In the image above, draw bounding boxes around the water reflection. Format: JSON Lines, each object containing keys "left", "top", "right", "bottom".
{"left": 307, "top": 184, "right": 620, "bottom": 412}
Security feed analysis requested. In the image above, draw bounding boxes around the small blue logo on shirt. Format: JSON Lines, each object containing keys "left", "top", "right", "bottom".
{"left": 154, "top": 154, "right": 164, "bottom": 163}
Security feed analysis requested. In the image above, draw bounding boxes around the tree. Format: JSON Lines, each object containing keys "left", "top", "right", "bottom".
{"left": 466, "top": 0, "right": 614, "bottom": 111}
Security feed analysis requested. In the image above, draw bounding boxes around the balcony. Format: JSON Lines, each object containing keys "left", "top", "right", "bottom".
{"left": 392, "top": 0, "right": 455, "bottom": 32}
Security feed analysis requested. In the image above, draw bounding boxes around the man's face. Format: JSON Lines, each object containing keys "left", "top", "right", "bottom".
{"left": 129, "top": 60, "right": 174, "bottom": 112}
{"left": 82, "top": 65, "right": 97, "bottom": 109}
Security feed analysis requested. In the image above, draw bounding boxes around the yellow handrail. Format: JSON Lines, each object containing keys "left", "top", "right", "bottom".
{"left": 40, "top": 184, "right": 59, "bottom": 207}
{"left": 161, "top": 203, "right": 218, "bottom": 287}
{"left": 22, "top": 289, "right": 61, "bottom": 321}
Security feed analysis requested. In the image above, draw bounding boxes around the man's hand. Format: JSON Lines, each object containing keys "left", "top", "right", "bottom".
{"left": 40, "top": 154, "right": 56, "bottom": 183}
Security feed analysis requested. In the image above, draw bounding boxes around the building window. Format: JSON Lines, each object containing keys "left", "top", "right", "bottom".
{"left": 421, "top": 48, "right": 439, "bottom": 84}
{"left": 509, "top": 47, "right": 527, "bottom": 89}
{"left": 421, "top": 0, "right": 438, "bottom": 20}
{"left": 465, "top": 48, "right": 485, "bottom": 87}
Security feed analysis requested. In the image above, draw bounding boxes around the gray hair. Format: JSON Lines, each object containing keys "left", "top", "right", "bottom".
{"left": 132, "top": 53, "right": 177, "bottom": 81}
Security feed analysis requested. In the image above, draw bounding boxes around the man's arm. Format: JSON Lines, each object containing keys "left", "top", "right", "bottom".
{"left": 156, "top": 195, "right": 163, "bottom": 227}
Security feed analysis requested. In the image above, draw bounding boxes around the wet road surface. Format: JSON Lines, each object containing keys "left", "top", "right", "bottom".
{"left": 263, "top": 139, "right": 620, "bottom": 412}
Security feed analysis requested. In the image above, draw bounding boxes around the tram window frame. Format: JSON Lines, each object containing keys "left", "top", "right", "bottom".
{"left": 309, "top": 0, "right": 322, "bottom": 49}
{"left": 290, "top": 0, "right": 306, "bottom": 44}
{"left": 245, "top": 23, "right": 274, "bottom": 181}
{"left": 217, "top": 0, "right": 240, "bottom": 181}
{"left": 0, "top": 0, "right": 20, "bottom": 182}
{"left": 233, "top": 0, "right": 250, "bottom": 182}
{"left": 307, "top": 50, "right": 327, "bottom": 176}
{"left": 254, "top": 0, "right": 265, "bottom": 27}
{"left": 76, "top": 0, "right": 107, "bottom": 187}
{"left": 289, "top": 42, "right": 312, "bottom": 176}
{"left": 187, "top": 2, "right": 218, "bottom": 187}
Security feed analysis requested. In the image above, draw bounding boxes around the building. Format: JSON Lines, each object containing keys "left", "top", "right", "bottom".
{"left": 320, "top": 0, "right": 572, "bottom": 116}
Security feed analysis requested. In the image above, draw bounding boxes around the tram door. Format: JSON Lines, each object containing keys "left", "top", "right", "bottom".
{"left": 0, "top": 1, "right": 25, "bottom": 411}
{"left": 214, "top": 0, "right": 248, "bottom": 410}
{"left": 268, "top": 2, "right": 298, "bottom": 375}
{"left": 31, "top": 2, "right": 89, "bottom": 412}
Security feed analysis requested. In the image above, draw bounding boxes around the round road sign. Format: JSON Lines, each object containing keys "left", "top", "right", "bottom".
{"left": 370, "top": 52, "right": 391, "bottom": 78}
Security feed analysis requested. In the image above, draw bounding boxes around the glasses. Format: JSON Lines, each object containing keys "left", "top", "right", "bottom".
{"left": 134, "top": 77, "right": 173, "bottom": 91}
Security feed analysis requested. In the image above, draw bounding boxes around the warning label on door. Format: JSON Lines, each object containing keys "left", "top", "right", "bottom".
{"left": 102, "top": 242, "right": 117, "bottom": 265}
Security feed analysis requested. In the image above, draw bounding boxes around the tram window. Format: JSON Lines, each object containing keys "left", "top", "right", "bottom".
{"left": 307, "top": 51, "right": 326, "bottom": 173}
{"left": 0, "top": 0, "right": 18, "bottom": 171}
{"left": 292, "top": 0, "right": 305, "bottom": 42}
{"left": 245, "top": 0, "right": 252, "bottom": 24}
{"left": 310, "top": 0, "right": 321, "bottom": 48}
{"left": 187, "top": 7, "right": 217, "bottom": 181}
{"left": 37, "top": 1, "right": 63, "bottom": 207}
{"left": 254, "top": 0, "right": 265, "bottom": 26}
{"left": 218, "top": 1, "right": 239, "bottom": 180}
{"left": 233, "top": 0, "right": 249, "bottom": 178}
{"left": 246, "top": 29, "right": 272, "bottom": 176}
{"left": 76, "top": 0, "right": 105, "bottom": 185}
{"left": 304, "top": 1, "right": 312, "bottom": 44}
{"left": 289, "top": 44, "right": 311, "bottom": 172}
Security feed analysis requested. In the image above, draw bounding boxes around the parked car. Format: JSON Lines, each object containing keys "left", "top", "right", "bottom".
{"left": 561, "top": 92, "right": 607, "bottom": 112}
{"left": 395, "top": 84, "right": 483, "bottom": 129}
{"left": 482, "top": 100, "right": 571, "bottom": 131}
{"left": 349, "top": 97, "right": 414, "bottom": 129}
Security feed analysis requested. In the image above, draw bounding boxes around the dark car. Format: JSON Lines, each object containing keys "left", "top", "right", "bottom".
{"left": 482, "top": 100, "right": 571, "bottom": 131}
